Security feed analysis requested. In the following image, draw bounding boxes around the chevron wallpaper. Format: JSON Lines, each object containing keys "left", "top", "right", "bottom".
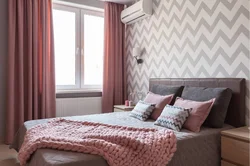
{"left": 125, "top": 0, "right": 250, "bottom": 125}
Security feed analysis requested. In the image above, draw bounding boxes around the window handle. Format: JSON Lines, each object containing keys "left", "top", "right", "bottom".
{"left": 81, "top": 49, "right": 84, "bottom": 56}
{"left": 76, "top": 48, "right": 80, "bottom": 56}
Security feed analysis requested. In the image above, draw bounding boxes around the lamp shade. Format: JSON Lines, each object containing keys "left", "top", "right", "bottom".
{"left": 133, "top": 47, "right": 141, "bottom": 57}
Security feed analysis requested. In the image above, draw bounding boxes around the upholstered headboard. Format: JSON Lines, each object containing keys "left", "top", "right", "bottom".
{"left": 149, "top": 78, "right": 246, "bottom": 127}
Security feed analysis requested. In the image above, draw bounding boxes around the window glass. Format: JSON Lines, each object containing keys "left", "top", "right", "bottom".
{"left": 53, "top": 9, "right": 76, "bottom": 86}
{"left": 53, "top": 4, "right": 104, "bottom": 90}
{"left": 84, "top": 15, "right": 104, "bottom": 85}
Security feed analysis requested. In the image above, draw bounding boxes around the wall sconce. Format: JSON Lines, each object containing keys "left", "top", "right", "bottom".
{"left": 133, "top": 47, "right": 143, "bottom": 64}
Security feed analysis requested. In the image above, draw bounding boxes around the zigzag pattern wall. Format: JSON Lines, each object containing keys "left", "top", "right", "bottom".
{"left": 125, "top": 0, "right": 250, "bottom": 124}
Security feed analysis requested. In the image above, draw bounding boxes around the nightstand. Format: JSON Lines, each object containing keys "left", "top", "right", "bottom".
{"left": 113, "top": 105, "right": 134, "bottom": 112}
{"left": 221, "top": 126, "right": 250, "bottom": 166}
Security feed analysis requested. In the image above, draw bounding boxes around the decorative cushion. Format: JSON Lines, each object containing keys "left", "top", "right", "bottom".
{"left": 174, "top": 97, "right": 215, "bottom": 132}
{"left": 130, "top": 100, "right": 155, "bottom": 121}
{"left": 154, "top": 105, "right": 190, "bottom": 132}
{"left": 144, "top": 92, "right": 174, "bottom": 120}
{"left": 181, "top": 87, "right": 232, "bottom": 128}
{"left": 150, "top": 85, "right": 184, "bottom": 104}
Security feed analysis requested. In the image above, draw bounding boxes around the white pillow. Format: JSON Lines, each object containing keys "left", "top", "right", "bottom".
{"left": 130, "top": 100, "right": 155, "bottom": 121}
{"left": 155, "top": 105, "right": 190, "bottom": 131}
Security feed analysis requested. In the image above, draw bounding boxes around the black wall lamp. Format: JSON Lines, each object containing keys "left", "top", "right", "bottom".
{"left": 133, "top": 47, "right": 143, "bottom": 64}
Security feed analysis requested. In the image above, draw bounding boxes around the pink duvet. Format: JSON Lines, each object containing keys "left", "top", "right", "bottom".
{"left": 18, "top": 119, "right": 177, "bottom": 166}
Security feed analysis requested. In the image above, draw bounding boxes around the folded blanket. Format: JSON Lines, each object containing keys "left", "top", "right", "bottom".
{"left": 18, "top": 119, "right": 177, "bottom": 166}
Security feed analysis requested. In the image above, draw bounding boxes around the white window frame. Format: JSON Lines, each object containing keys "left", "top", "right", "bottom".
{"left": 53, "top": 3, "right": 104, "bottom": 91}
{"left": 80, "top": 9, "right": 104, "bottom": 90}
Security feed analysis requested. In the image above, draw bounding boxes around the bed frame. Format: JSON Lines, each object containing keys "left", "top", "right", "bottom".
{"left": 149, "top": 78, "right": 246, "bottom": 127}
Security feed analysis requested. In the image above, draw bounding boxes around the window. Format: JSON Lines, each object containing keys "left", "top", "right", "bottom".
{"left": 53, "top": 4, "right": 104, "bottom": 90}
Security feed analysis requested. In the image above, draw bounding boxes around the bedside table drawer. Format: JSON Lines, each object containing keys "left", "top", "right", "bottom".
{"left": 113, "top": 105, "right": 134, "bottom": 112}
{"left": 114, "top": 108, "right": 124, "bottom": 112}
{"left": 221, "top": 136, "right": 249, "bottom": 166}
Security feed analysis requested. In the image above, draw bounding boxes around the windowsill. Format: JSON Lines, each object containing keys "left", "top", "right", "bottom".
{"left": 56, "top": 89, "right": 102, "bottom": 98}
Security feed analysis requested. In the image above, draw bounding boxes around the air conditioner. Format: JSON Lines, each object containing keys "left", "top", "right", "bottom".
{"left": 121, "top": 0, "right": 152, "bottom": 25}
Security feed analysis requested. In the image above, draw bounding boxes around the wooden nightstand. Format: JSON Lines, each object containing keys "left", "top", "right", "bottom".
{"left": 221, "top": 127, "right": 250, "bottom": 166}
{"left": 113, "top": 105, "right": 134, "bottom": 112}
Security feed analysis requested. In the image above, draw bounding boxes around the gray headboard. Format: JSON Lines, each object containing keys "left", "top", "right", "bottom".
{"left": 149, "top": 78, "right": 246, "bottom": 127}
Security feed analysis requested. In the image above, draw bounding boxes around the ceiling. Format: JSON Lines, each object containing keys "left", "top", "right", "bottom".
{"left": 101, "top": 0, "right": 135, "bottom": 5}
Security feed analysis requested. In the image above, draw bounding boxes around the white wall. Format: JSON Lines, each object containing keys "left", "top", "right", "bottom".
{"left": 0, "top": 0, "right": 8, "bottom": 143}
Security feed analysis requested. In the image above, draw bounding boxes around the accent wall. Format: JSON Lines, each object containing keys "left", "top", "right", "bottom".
{"left": 126, "top": 0, "right": 250, "bottom": 124}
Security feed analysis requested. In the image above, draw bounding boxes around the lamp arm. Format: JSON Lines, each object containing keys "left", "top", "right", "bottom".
{"left": 134, "top": 56, "right": 143, "bottom": 64}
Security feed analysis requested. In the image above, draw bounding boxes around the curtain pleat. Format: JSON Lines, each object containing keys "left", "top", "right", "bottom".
{"left": 102, "top": 2, "right": 126, "bottom": 113}
{"left": 6, "top": 0, "right": 56, "bottom": 144}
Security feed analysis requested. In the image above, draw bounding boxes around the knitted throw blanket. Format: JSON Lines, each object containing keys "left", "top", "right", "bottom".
{"left": 18, "top": 119, "right": 177, "bottom": 166}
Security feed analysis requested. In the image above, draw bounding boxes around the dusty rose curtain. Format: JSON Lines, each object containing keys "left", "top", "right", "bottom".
{"left": 102, "top": 2, "right": 126, "bottom": 113}
{"left": 6, "top": 0, "right": 56, "bottom": 144}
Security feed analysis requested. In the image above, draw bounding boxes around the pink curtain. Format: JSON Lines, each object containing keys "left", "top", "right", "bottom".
{"left": 6, "top": 0, "right": 56, "bottom": 144}
{"left": 102, "top": 2, "right": 126, "bottom": 113}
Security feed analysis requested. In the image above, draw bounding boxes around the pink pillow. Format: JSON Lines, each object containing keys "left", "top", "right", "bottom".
{"left": 174, "top": 97, "right": 215, "bottom": 132}
{"left": 144, "top": 92, "right": 174, "bottom": 120}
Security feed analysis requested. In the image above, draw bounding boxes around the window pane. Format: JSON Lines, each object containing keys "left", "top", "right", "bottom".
{"left": 84, "top": 15, "right": 104, "bottom": 85}
{"left": 53, "top": 9, "right": 76, "bottom": 86}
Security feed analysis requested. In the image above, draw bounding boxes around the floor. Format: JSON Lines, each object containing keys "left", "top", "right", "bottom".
{"left": 0, "top": 144, "right": 19, "bottom": 166}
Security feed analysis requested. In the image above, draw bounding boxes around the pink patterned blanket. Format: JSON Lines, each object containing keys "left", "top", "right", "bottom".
{"left": 18, "top": 119, "right": 177, "bottom": 166}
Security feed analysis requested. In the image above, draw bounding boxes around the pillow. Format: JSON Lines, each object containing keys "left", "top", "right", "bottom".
{"left": 154, "top": 105, "right": 190, "bottom": 131}
{"left": 181, "top": 87, "right": 232, "bottom": 128}
{"left": 144, "top": 92, "right": 174, "bottom": 120}
{"left": 130, "top": 100, "right": 155, "bottom": 121}
{"left": 174, "top": 97, "right": 215, "bottom": 132}
{"left": 150, "top": 85, "right": 184, "bottom": 104}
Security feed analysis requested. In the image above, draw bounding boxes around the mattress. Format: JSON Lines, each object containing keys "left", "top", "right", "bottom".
{"left": 11, "top": 112, "right": 233, "bottom": 166}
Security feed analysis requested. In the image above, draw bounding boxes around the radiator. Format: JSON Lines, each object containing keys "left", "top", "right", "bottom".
{"left": 56, "top": 97, "right": 102, "bottom": 117}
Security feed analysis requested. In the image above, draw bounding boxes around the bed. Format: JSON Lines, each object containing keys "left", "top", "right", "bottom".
{"left": 11, "top": 78, "right": 246, "bottom": 166}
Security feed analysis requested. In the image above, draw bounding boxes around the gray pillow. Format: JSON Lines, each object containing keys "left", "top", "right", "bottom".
{"left": 181, "top": 87, "right": 232, "bottom": 128}
{"left": 150, "top": 85, "right": 184, "bottom": 105}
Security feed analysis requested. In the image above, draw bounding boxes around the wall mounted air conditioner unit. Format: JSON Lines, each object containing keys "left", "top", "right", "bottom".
{"left": 121, "top": 0, "right": 152, "bottom": 25}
